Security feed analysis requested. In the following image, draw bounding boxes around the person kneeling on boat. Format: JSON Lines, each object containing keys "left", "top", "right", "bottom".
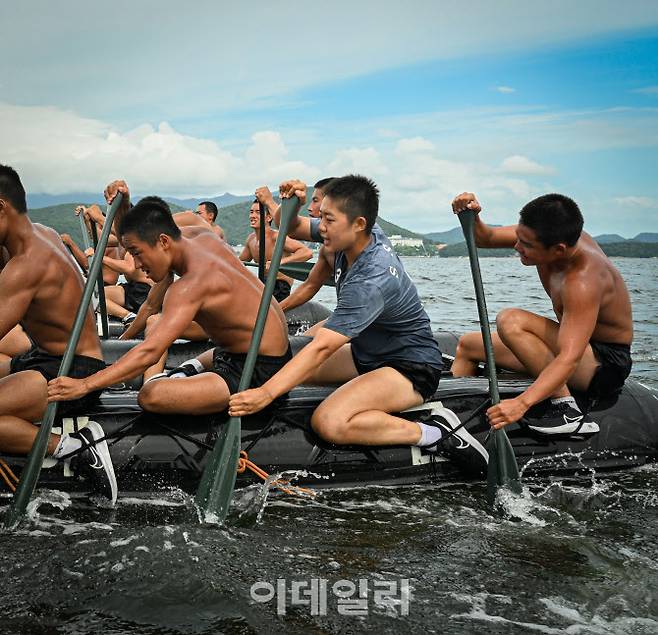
{"left": 47, "top": 181, "right": 290, "bottom": 421}
{"left": 229, "top": 175, "right": 478, "bottom": 456}
{"left": 451, "top": 192, "right": 633, "bottom": 436}
{"left": 0, "top": 165, "right": 116, "bottom": 504}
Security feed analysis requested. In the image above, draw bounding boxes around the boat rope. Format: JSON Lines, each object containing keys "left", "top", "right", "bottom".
{"left": 0, "top": 458, "right": 19, "bottom": 493}
{"left": 237, "top": 450, "right": 316, "bottom": 499}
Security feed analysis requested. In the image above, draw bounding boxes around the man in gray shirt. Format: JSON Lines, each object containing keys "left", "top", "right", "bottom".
{"left": 229, "top": 175, "right": 471, "bottom": 453}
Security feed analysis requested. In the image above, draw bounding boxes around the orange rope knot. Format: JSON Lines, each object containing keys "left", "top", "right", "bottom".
{"left": 0, "top": 458, "right": 19, "bottom": 493}
{"left": 237, "top": 450, "right": 315, "bottom": 498}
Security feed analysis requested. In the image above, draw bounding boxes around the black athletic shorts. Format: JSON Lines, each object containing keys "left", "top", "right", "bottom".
{"left": 273, "top": 279, "right": 292, "bottom": 302}
{"left": 10, "top": 347, "right": 106, "bottom": 415}
{"left": 588, "top": 340, "right": 632, "bottom": 398}
{"left": 120, "top": 280, "right": 151, "bottom": 313}
{"left": 351, "top": 350, "right": 442, "bottom": 401}
{"left": 211, "top": 346, "right": 293, "bottom": 395}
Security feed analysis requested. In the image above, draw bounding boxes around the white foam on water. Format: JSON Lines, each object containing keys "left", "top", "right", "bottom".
{"left": 540, "top": 596, "right": 658, "bottom": 634}
{"left": 110, "top": 534, "right": 139, "bottom": 548}
{"left": 119, "top": 496, "right": 187, "bottom": 508}
{"left": 450, "top": 592, "right": 564, "bottom": 634}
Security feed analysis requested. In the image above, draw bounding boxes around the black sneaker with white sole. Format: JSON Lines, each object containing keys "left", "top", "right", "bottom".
{"left": 525, "top": 402, "right": 599, "bottom": 435}
{"left": 68, "top": 420, "right": 118, "bottom": 505}
{"left": 420, "top": 406, "right": 489, "bottom": 467}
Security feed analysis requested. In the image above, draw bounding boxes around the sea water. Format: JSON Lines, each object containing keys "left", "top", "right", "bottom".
{"left": 1, "top": 257, "right": 657, "bottom": 634}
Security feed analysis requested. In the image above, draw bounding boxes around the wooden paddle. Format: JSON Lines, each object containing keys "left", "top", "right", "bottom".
{"left": 195, "top": 195, "right": 299, "bottom": 523}
{"left": 457, "top": 209, "right": 522, "bottom": 504}
{"left": 4, "top": 193, "right": 124, "bottom": 529}
{"left": 244, "top": 260, "right": 335, "bottom": 286}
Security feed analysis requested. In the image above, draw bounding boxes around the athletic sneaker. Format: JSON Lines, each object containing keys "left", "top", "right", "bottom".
{"left": 166, "top": 363, "right": 201, "bottom": 379}
{"left": 525, "top": 402, "right": 599, "bottom": 435}
{"left": 420, "top": 405, "right": 489, "bottom": 465}
{"left": 68, "top": 420, "right": 118, "bottom": 505}
{"left": 121, "top": 313, "right": 136, "bottom": 327}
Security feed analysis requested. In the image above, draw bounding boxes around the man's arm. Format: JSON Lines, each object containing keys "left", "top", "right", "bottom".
{"left": 48, "top": 280, "right": 201, "bottom": 399}
{"left": 279, "top": 251, "right": 333, "bottom": 312}
{"left": 228, "top": 328, "right": 349, "bottom": 416}
{"left": 60, "top": 234, "right": 89, "bottom": 273}
{"left": 119, "top": 274, "right": 172, "bottom": 339}
{"left": 280, "top": 236, "right": 313, "bottom": 265}
{"left": 101, "top": 251, "right": 137, "bottom": 276}
{"left": 451, "top": 192, "right": 517, "bottom": 248}
{"left": 487, "top": 280, "right": 601, "bottom": 426}
{"left": 266, "top": 181, "right": 315, "bottom": 242}
{"left": 238, "top": 239, "right": 253, "bottom": 262}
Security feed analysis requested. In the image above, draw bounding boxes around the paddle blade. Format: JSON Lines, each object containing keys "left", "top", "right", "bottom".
{"left": 194, "top": 417, "right": 241, "bottom": 523}
{"left": 486, "top": 429, "right": 522, "bottom": 504}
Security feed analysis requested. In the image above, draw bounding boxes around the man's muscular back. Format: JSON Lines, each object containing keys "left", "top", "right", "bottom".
{"left": 8, "top": 224, "right": 101, "bottom": 358}
{"left": 538, "top": 232, "right": 633, "bottom": 345}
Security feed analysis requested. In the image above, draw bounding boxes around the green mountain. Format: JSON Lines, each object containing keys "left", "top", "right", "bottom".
{"left": 438, "top": 241, "right": 658, "bottom": 258}
{"left": 27, "top": 201, "right": 186, "bottom": 245}
{"left": 632, "top": 232, "right": 658, "bottom": 243}
{"left": 423, "top": 227, "right": 465, "bottom": 244}
{"left": 594, "top": 233, "right": 626, "bottom": 244}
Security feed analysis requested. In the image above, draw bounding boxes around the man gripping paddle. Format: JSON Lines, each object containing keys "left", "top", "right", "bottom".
{"left": 48, "top": 181, "right": 290, "bottom": 417}
{"left": 451, "top": 192, "right": 633, "bottom": 435}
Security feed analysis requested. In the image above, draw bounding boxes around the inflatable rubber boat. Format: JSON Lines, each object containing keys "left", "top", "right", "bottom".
{"left": 2, "top": 302, "right": 657, "bottom": 496}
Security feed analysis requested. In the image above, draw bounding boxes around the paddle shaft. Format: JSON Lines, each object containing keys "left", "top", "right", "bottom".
{"left": 195, "top": 196, "right": 299, "bottom": 522}
{"left": 4, "top": 193, "right": 123, "bottom": 529}
{"left": 458, "top": 212, "right": 500, "bottom": 404}
{"left": 89, "top": 221, "right": 110, "bottom": 339}
{"left": 258, "top": 203, "right": 266, "bottom": 282}
{"left": 457, "top": 209, "right": 521, "bottom": 502}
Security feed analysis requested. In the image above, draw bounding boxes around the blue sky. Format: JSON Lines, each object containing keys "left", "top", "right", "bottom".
{"left": 1, "top": 1, "right": 658, "bottom": 236}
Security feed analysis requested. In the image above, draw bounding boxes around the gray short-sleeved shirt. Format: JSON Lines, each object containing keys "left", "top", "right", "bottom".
{"left": 310, "top": 219, "right": 442, "bottom": 369}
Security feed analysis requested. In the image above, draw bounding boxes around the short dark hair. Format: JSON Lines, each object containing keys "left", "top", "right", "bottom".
{"left": 118, "top": 196, "right": 181, "bottom": 245}
{"left": 519, "top": 194, "right": 583, "bottom": 247}
{"left": 198, "top": 200, "right": 218, "bottom": 221}
{"left": 0, "top": 164, "right": 28, "bottom": 214}
{"left": 322, "top": 175, "right": 379, "bottom": 233}
{"left": 314, "top": 177, "right": 337, "bottom": 192}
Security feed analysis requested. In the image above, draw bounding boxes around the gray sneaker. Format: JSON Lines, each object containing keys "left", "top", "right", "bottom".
{"left": 69, "top": 420, "right": 118, "bottom": 505}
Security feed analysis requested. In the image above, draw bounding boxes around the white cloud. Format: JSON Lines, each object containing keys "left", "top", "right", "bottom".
{"left": 496, "top": 86, "right": 516, "bottom": 94}
{"left": 0, "top": 102, "right": 317, "bottom": 197}
{"left": 632, "top": 86, "right": 658, "bottom": 95}
{"left": 614, "top": 196, "right": 658, "bottom": 209}
{"left": 500, "top": 155, "right": 555, "bottom": 175}
{"left": 328, "top": 148, "right": 390, "bottom": 177}
{"left": 1, "top": 2, "right": 657, "bottom": 121}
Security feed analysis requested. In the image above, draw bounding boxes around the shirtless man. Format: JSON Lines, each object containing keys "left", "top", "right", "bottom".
{"left": 239, "top": 200, "right": 312, "bottom": 302}
{"left": 451, "top": 192, "right": 633, "bottom": 435}
{"left": 48, "top": 181, "right": 290, "bottom": 417}
{"left": 0, "top": 165, "right": 115, "bottom": 502}
{"left": 255, "top": 178, "right": 335, "bottom": 315}
{"left": 196, "top": 201, "right": 225, "bottom": 239}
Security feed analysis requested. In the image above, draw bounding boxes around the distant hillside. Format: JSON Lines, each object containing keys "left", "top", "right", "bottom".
{"left": 214, "top": 188, "right": 431, "bottom": 245}
{"left": 439, "top": 241, "right": 658, "bottom": 258}
{"left": 424, "top": 227, "right": 465, "bottom": 244}
{"left": 165, "top": 193, "right": 254, "bottom": 209}
{"left": 632, "top": 232, "right": 658, "bottom": 243}
{"left": 594, "top": 233, "right": 626, "bottom": 244}
{"left": 599, "top": 242, "right": 658, "bottom": 257}
{"left": 27, "top": 201, "right": 186, "bottom": 245}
